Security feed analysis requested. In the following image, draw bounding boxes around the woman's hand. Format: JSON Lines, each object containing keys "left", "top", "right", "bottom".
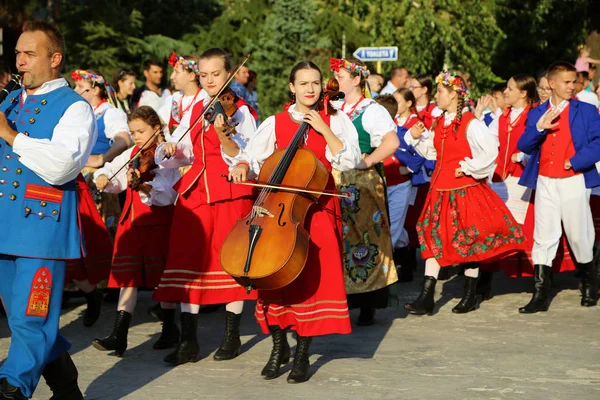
{"left": 228, "top": 163, "right": 250, "bottom": 184}
{"left": 455, "top": 167, "right": 464, "bottom": 178}
{"left": 163, "top": 142, "right": 178, "bottom": 158}
{"left": 409, "top": 121, "right": 426, "bottom": 139}
{"left": 126, "top": 168, "right": 141, "bottom": 185}
{"left": 214, "top": 114, "right": 232, "bottom": 141}
{"left": 303, "top": 110, "right": 330, "bottom": 135}
{"left": 95, "top": 175, "right": 110, "bottom": 191}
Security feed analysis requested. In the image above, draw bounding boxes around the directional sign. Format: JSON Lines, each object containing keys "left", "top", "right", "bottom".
{"left": 352, "top": 47, "right": 398, "bottom": 62}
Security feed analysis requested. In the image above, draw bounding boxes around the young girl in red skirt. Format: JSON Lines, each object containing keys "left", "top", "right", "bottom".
{"left": 91, "top": 106, "right": 180, "bottom": 356}
{"left": 228, "top": 61, "right": 361, "bottom": 383}
{"left": 404, "top": 72, "right": 526, "bottom": 315}
{"left": 153, "top": 48, "right": 258, "bottom": 366}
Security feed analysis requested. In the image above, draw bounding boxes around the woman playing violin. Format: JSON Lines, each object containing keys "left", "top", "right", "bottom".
{"left": 227, "top": 61, "right": 362, "bottom": 383}
{"left": 152, "top": 48, "right": 258, "bottom": 366}
{"left": 91, "top": 106, "right": 181, "bottom": 357}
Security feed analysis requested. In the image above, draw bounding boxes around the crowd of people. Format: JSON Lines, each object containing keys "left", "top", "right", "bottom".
{"left": 0, "top": 20, "right": 600, "bottom": 399}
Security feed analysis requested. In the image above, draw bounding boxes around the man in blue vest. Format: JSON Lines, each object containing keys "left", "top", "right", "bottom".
{"left": 0, "top": 20, "right": 97, "bottom": 399}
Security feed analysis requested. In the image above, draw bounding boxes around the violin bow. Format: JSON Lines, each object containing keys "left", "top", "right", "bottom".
{"left": 172, "top": 54, "right": 251, "bottom": 147}
{"left": 221, "top": 175, "right": 350, "bottom": 198}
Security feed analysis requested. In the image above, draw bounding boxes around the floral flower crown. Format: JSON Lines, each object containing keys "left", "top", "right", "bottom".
{"left": 71, "top": 69, "right": 106, "bottom": 85}
{"left": 168, "top": 51, "right": 199, "bottom": 74}
{"left": 435, "top": 71, "right": 470, "bottom": 101}
{"left": 329, "top": 58, "right": 370, "bottom": 79}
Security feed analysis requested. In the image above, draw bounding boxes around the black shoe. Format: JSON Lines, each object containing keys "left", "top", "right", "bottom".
{"left": 579, "top": 261, "right": 598, "bottom": 307}
{"left": 261, "top": 326, "right": 291, "bottom": 380}
{"left": 147, "top": 302, "right": 165, "bottom": 322}
{"left": 164, "top": 312, "right": 199, "bottom": 365}
{"left": 404, "top": 276, "right": 437, "bottom": 315}
{"left": 356, "top": 307, "right": 376, "bottom": 326}
{"left": 83, "top": 289, "right": 103, "bottom": 327}
{"left": 199, "top": 303, "right": 225, "bottom": 314}
{"left": 452, "top": 276, "right": 480, "bottom": 314}
{"left": 41, "top": 352, "right": 83, "bottom": 400}
{"left": 287, "top": 335, "right": 312, "bottom": 383}
{"left": 213, "top": 311, "right": 242, "bottom": 361}
{"left": 394, "top": 247, "right": 414, "bottom": 283}
{"left": 153, "top": 308, "right": 180, "bottom": 350}
{"left": 476, "top": 270, "right": 494, "bottom": 301}
{"left": 519, "top": 265, "right": 552, "bottom": 313}
{"left": 92, "top": 310, "right": 131, "bottom": 357}
{"left": 0, "top": 379, "right": 28, "bottom": 400}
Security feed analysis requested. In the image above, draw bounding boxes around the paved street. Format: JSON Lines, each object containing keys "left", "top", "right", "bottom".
{"left": 1, "top": 271, "right": 599, "bottom": 400}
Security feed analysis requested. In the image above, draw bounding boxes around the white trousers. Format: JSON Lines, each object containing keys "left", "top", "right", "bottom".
{"left": 387, "top": 181, "right": 412, "bottom": 249}
{"left": 532, "top": 175, "right": 594, "bottom": 265}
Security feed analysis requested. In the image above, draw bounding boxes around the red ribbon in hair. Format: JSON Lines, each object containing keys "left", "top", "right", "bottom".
{"left": 329, "top": 58, "right": 345, "bottom": 72}
{"left": 168, "top": 51, "right": 178, "bottom": 68}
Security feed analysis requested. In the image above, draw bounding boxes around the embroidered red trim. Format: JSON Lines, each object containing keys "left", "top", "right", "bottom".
{"left": 24, "top": 184, "right": 64, "bottom": 203}
{"left": 26, "top": 267, "right": 52, "bottom": 318}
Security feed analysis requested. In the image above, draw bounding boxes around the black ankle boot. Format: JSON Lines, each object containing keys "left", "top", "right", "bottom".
{"left": 153, "top": 308, "right": 180, "bottom": 350}
{"left": 579, "top": 261, "right": 598, "bottom": 307}
{"left": 83, "top": 289, "right": 103, "bottom": 327}
{"left": 357, "top": 307, "right": 376, "bottom": 326}
{"left": 261, "top": 326, "right": 291, "bottom": 380}
{"left": 0, "top": 379, "right": 28, "bottom": 400}
{"left": 287, "top": 335, "right": 312, "bottom": 383}
{"left": 476, "top": 270, "right": 494, "bottom": 301}
{"left": 213, "top": 311, "right": 242, "bottom": 361}
{"left": 452, "top": 276, "right": 480, "bottom": 314}
{"left": 404, "top": 276, "right": 437, "bottom": 315}
{"left": 519, "top": 265, "right": 552, "bottom": 313}
{"left": 41, "top": 352, "right": 83, "bottom": 400}
{"left": 395, "top": 247, "right": 414, "bottom": 283}
{"left": 92, "top": 310, "right": 131, "bottom": 357}
{"left": 164, "top": 312, "right": 199, "bottom": 365}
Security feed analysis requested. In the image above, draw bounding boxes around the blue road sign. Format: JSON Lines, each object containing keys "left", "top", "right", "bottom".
{"left": 352, "top": 47, "right": 398, "bottom": 62}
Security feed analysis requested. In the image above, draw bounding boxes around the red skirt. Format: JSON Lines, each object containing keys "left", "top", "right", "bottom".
{"left": 405, "top": 183, "right": 429, "bottom": 248}
{"left": 417, "top": 183, "right": 526, "bottom": 267}
{"left": 65, "top": 174, "right": 113, "bottom": 285}
{"left": 254, "top": 195, "right": 351, "bottom": 337}
{"left": 108, "top": 221, "right": 171, "bottom": 288}
{"left": 482, "top": 189, "right": 577, "bottom": 277}
{"left": 153, "top": 181, "right": 257, "bottom": 305}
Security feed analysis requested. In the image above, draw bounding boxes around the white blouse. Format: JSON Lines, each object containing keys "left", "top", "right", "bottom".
{"left": 489, "top": 107, "right": 527, "bottom": 162}
{"left": 94, "top": 147, "right": 180, "bottom": 206}
{"left": 405, "top": 112, "right": 498, "bottom": 179}
{"left": 157, "top": 89, "right": 209, "bottom": 142}
{"left": 340, "top": 98, "right": 396, "bottom": 148}
{"left": 155, "top": 96, "right": 257, "bottom": 169}
{"left": 95, "top": 102, "right": 130, "bottom": 140}
{"left": 230, "top": 104, "right": 362, "bottom": 179}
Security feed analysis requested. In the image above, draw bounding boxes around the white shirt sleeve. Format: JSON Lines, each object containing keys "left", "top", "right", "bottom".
{"left": 222, "top": 105, "right": 258, "bottom": 166}
{"left": 488, "top": 115, "right": 500, "bottom": 138}
{"left": 92, "top": 148, "right": 131, "bottom": 193}
{"left": 139, "top": 166, "right": 180, "bottom": 206}
{"left": 403, "top": 130, "right": 437, "bottom": 161}
{"left": 234, "top": 116, "right": 277, "bottom": 179}
{"left": 326, "top": 111, "right": 362, "bottom": 171}
{"left": 139, "top": 90, "right": 164, "bottom": 111}
{"left": 103, "top": 107, "right": 130, "bottom": 140}
{"left": 459, "top": 118, "right": 499, "bottom": 179}
{"left": 361, "top": 103, "right": 397, "bottom": 148}
{"left": 157, "top": 95, "right": 173, "bottom": 125}
{"left": 12, "top": 100, "right": 97, "bottom": 186}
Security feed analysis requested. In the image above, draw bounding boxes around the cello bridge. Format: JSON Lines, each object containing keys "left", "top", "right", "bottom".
{"left": 253, "top": 206, "right": 274, "bottom": 218}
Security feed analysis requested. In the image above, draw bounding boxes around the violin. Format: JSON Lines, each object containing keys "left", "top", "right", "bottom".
{"left": 129, "top": 141, "right": 159, "bottom": 191}
{"left": 219, "top": 79, "right": 344, "bottom": 292}
{"left": 205, "top": 88, "right": 239, "bottom": 136}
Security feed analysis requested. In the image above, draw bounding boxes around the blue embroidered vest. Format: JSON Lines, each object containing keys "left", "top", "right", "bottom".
{"left": 91, "top": 110, "right": 110, "bottom": 155}
{"left": 0, "top": 86, "right": 86, "bottom": 259}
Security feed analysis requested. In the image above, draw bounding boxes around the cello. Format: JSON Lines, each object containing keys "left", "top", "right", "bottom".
{"left": 220, "top": 80, "right": 344, "bottom": 292}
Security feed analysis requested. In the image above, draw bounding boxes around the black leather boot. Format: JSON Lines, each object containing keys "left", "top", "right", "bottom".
{"left": 0, "top": 379, "right": 28, "bottom": 400}
{"left": 579, "top": 261, "right": 598, "bottom": 307}
{"left": 287, "top": 335, "right": 312, "bottom": 384}
{"left": 213, "top": 311, "right": 242, "bottom": 360}
{"left": 261, "top": 326, "right": 291, "bottom": 380}
{"left": 357, "top": 307, "right": 376, "bottom": 326}
{"left": 404, "top": 276, "right": 437, "bottom": 315}
{"left": 92, "top": 310, "right": 131, "bottom": 357}
{"left": 41, "top": 352, "right": 84, "bottom": 400}
{"left": 519, "top": 265, "right": 552, "bottom": 313}
{"left": 164, "top": 312, "right": 199, "bottom": 365}
{"left": 153, "top": 308, "right": 180, "bottom": 350}
{"left": 476, "top": 270, "right": 494, "bottom": 301}
{"left": 452, "top": 276, "right": 480, "bottom": 314}
{"left": 395, "top": 247, "right": 414, "bottom": 283}
{"left": 147, "top": 302, "right": 165, "bottom": 322}
{"left": 83, "top": 289, "right": 103, "bottom": 327}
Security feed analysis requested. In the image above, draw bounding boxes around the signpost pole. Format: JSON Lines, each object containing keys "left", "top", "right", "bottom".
{"left": 376, "top": 60, "right": 381, "bottom": 74}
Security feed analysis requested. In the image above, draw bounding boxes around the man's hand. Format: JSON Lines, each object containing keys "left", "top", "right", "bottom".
{"left": 0, "top": 113, "right": 18, "bottom": 146}
{"left": 536, "top": 108, "right": 561, "bottom": 131}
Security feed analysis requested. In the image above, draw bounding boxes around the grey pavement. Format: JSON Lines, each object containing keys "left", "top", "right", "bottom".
{"left": 1, "top": 271, "right": 599, "bottom": 400}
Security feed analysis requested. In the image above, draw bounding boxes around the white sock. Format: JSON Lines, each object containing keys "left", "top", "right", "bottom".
{"left": 181, "top": 303, "right": 200, "bottom": 314}
{"left": 225, "top": 301, "right": 244, "bottom": 314}
{"left": 464, "top": 267, "right": 480, "bottom": 278}
{"left": 424, "top": 258, "right": 441, "bottom": 279}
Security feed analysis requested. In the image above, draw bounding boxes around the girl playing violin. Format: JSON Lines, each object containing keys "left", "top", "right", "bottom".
{"left": 228, "top": 61, "right": 362, "bottom": 383}
{"left": 152, "top": 48, "right": 257, "bottom": 366}
{"left": 91, "top": 106, "right": 180, "bottom": 357}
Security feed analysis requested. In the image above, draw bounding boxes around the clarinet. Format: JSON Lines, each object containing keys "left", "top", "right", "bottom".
{"left": 0, "top": 74, "right": 22, "bottom": 105}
